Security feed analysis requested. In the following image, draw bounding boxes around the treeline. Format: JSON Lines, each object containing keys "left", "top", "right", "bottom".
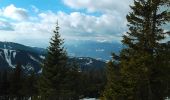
{"left": 0, "top": 62, "right": 106, "bottom": 100}
{"left": 0, "top": 63, "right": 38, "bottom": 100}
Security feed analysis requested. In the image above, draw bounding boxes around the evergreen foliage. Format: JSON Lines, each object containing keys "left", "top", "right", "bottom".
{"left": 103, "top": 54, "right": 123, "bottom": 100}
{"left": 21, "top": 71, "right": 38, "bottom": 99}
{"left": 0, "top": 70, "right": 10, "bottom": 99}
{"left": 10, "top": 62, "right": 24, "bottom": 99}
{"left": 0, "top": 63, "right": 38, "bottom": 100}
{"left": 104, "top": 0, "right": 170, "bottom": 100}
{"left": 38, "top": 21, "right": 106, "bottom": 100}
{"left": 75, "top": 61, "right": 106, "bottom": 99}
{"left": 38, "top": 22, "right": 79, "bottom": 100}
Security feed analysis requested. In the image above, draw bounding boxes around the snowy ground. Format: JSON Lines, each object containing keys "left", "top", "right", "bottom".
{"left": 165, "top": 97, "right": 170, "bottom": 100}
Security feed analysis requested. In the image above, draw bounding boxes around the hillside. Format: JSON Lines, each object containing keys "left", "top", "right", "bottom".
{"left": 0, "top": 41, "right": 106, "bottom": 73}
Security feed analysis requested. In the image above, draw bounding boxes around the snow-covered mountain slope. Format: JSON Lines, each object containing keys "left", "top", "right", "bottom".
{"left": 0, "top": 42, "right": 47, "bottom": 73}
{"left": 0, "top": 42, "right": 106, "bottom": 73}
{"left": 0, "top": 41, "right": 46, "bottom": 55}
{"left": 0, "top": 47, "right": 43, "bottom": 73}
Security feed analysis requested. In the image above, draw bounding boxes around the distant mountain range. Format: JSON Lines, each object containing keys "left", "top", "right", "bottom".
{"left": 0, "top": 41, "right": 106, "bottom": 73}
{"left": 65, "top": 41, "right": 122, "bottom": 61}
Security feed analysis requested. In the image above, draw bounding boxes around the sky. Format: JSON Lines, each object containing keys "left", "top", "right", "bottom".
{"left": 0, "top": 0, "right": 134, "bottom": 48}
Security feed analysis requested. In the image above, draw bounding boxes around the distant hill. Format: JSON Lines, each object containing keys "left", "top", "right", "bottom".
{"left": 0, "top": 41, "right": 47, "bottom": 55}
{"left": 0, "top": 41, "right": 106, "bottom": 73}
{"left": 65, "top": 40, "right": 122, "bottom": 60}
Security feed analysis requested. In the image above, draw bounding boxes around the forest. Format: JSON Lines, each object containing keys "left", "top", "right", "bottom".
{"left": 0, "top": 0, "right": 170, "bottom": 100}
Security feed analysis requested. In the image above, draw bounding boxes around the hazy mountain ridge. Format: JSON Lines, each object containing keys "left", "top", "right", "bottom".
{"left": 66, "top": 41, "right": 122, "bottom": 60}
{"left": 0, "top": 41, "right": 47, "bottom": 55}
{"left": 0, "top": 41, "right": 106, "bottom": 73}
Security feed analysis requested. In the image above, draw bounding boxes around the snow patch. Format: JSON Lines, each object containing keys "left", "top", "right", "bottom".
{"left": 8, "top": 45, "right": 12, "bottom": 49}
{"left": 13, "top": 51, "right": 16, "bottom": 58}
{"left": 29, "top": 54, "right": 41, "bottom": 63}
{"left": 25, "top": 63, "right": 34, "bottom": 71}
{"left": 9, "top": 50, "right": 16, "bottom": 59}
{"left": 3, "top": 49, "right": 15, "bottom": 68}
{"left": 40, "top": 55, "right": 45, "bottom": 59}
{"left": 86, "top": 59, "right": 93, "bottom": 65}
{"left": 79, "top": 57, "right": 84, "bottom": 60}
{"left": 38, "top": 68, "right": 42, "bottom": 74}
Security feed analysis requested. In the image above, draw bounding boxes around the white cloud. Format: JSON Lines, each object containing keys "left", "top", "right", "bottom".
{"left": 0, "top": 1, "right": 169, "bottom": 49}
{"left": 61, "top": 0, "right": 132, "bottom": 42}
{"left": 63, "top": 0, "right": 132, "bottom": 14}
{"left": 2, "top": 4, "right": 28, "bottom": 21}
{"left": 37, "top": 11, "right": 126, "bottom": 41}
{"left": 0, "top": 20, "right": 14, "bottom": 31}
{"left": 0, "top": 2, "right": 130, "bottom": 47}
{"left": 0, "top": 9, "right": 125, "bottom": 47}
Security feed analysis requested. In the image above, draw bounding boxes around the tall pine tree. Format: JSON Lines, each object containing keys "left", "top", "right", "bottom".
{"left": 121, "top": 0, "right": 170, "bottom": 99}
{"left": 39, "top": 21, "right": 73, "bottom": 100}
{"left": 104, "top": 0, "right": 170, "bottom": 100}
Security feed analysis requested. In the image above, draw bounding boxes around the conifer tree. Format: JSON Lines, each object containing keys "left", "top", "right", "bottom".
{"left": 39, "top": 22, "right": 71, "bottom": 100}
{"left": 0, "top": 70, "right": 10, "bottom": 99}
{"left": 104, "top": 0, "right": 170, "bottom": 100}
{"left": 65, "top": 62, "right": 81, "bottom": 99}
{"left": 21, "top": 71, "right": 38, "bottom": 99}
{"left": 103, "top": 54, "right": 123, "bottom": 100}
{"left": 121, "top": 0, "right": 170, "bottom": 99}
{"left": 10, "top": 62, "right": 24, "bottom": 100}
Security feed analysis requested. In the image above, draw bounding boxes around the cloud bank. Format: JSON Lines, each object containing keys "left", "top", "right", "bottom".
{"left": 0, "top": 0, "right": 133, "bottom": 47}
{"left": 63, "top": 0, "right": 132, "bottom": 14}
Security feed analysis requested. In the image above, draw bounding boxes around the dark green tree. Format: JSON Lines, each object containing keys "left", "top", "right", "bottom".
{"left": 39, "top": 22, "right": 73, "bottom": 100}
{"left": 10, "top": 62, "right": 24, "bottom": 100}
{"left": 121, "top": 0, "right": 170, "bottom": 99}
{"left": 81, "top": 66, "right": 106, "bottom": 98}
{"left": 104, "top": 0, "right": 170, "bottom": 100}
{"left": 65, "top": 62, "right": 81, "bottom": 99}
{"left": 21, "top": 71, "right": 38, "bottom": 99}
{"left": 0, "top": 70, "right": 10, "bottom": 99}
{"left": 103, "top": 54, "right": 124, "bottom": 100}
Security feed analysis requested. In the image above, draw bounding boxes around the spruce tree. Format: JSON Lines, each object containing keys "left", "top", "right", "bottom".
{"left": 104, "top": 0, "right": 170, "bottom": 100}
{"left": 121, "top": 0, "right": 170, "bottom": 99}
{"left": 65, "top": 62, "right": 80, "bottom": 99}
{"left": 39, "top": 22, "right": 70, "bottom": 100}
{"left": 103, "top": 54, "right": 124, "bottom": 100}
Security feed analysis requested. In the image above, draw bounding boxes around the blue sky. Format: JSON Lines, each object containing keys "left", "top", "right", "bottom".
{"left": 0, "top": 0, "right": 133, "bottom": 48}
{"left": 0, "top": 0, "right": 169, "bottom": 49}
{"left": 0, "top": 0, "right": 65, "bottom": 11}
{"left": 0, "top": 0, "right": 136, "bottom": 47}
{"left": 0, "top": 0, "right": 169, "bottom": 60}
